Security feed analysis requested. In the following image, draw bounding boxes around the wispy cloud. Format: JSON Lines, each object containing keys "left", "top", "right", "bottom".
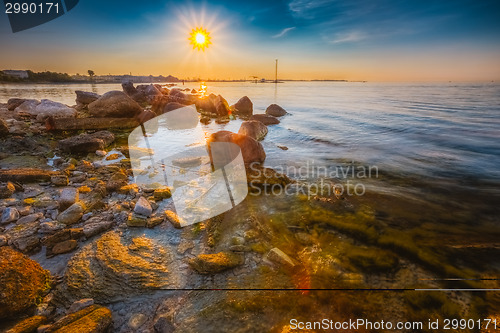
{"left": 272, "top": 27, "right": 296, "bottom": 38}
{"left": 329, "top": 31, "right": 367, "bottom": 44}
{"left": 288, "top": 0, "right": 335, "bottom": 19}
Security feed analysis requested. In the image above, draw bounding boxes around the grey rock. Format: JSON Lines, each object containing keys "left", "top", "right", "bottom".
{"left": 17, "top": 212, "right": 44, "bottom": 224}
{"left": 59, "top": 187, "right": 79, "bottom": 211}
{"left": 133, "top": 197, "right": 152, "bottom": 217}
{"left": 83, "top": 217, "right": 114, "bottom": 238}
{"left": 1, "top": 207, "right": 19, "bottom": 224}
{"left": 57, "top": 202, "right": 84, "bottom": 225}
{"left": 67, "top": 298, "right": 94, "bottom": 314}
{"left": 30, "top": 99, "right": 77, "bottom": 122}
{"left": 7, "top": 98, "right": 27, "bottom": 111}
{"left": 39, "top": 221, "right": 65, "bottom": 234}
{"left": 58, "top": 131, "right": 115, "bottom": 154}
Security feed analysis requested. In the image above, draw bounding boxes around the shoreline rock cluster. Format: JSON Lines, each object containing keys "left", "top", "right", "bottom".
{"left": 0, "top": 81, "right": 295, "bottom": 332}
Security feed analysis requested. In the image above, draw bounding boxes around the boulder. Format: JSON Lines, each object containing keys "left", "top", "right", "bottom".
{"left": 207, "top": 131, "right": 266, "bottom": 165}
{"left": 13, "top": 99, "right": 39, "bottom": 114}
{"left": 238, "top": 120, "right": 268, "bottom": 141}
{"left": 250, "top": 114, "right": 280, "bottom": 125}
{"left": 232, "top": 96, "right": 253, "bottom": 118}
{"left": 188, "top": 252, "right": 244, "bottom": 274}
{"left": 163, "top": 102, "right": 186, "bottom": 113}
{"left": 151, "top": 95, "right": 170, "bottom": 114}
{"left": 51, "top": 174, "right": 69, "bottom": 186}
{"left": 213, "top": 94, "right": 230, "bottom": 117}
{"left": 75, "top": 91, "right": 100, "bottom": 105}
{"left": 0, "top": 182, "right": 16, "bottom": 198}
{"left": 57, "top": 202, "right": 85, "bottom": 225}
{"left": 88, "top": 91, "right": 143, "bottom": 118}
{"left": 42, "top": 304, "right": 112, "bottom": 333}
{"left": 0, "top": 119, "right": 9, "bottom": 137}
{"left": 56, "top": 232, "right": 172, "bottom": 303}
{"left": 0, "top": 247, "right": 52, "bottom": 319}
{"left": 51, "top": 239, "right": 78, "bottom": 255}
{"left": 29, "top": 99, "right": 77, "bottom": 122}
{"left": 7, "top": 98, "right": 27, "bottom": 111}
{"left": 169, "top": 89, "right": 191, "bottom": 105}
{"left": 58, "top": 131, "right": 115, "bottom": 154}
{"left": 265, "top": 104, "right": 287, "bottom": 117}
{"left": 136, "top": 84, "right": 163, "bottom": 103}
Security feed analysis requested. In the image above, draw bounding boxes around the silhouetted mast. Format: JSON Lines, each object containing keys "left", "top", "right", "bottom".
{"left": 275, "top": 59, "right": 278, "bottom": 83}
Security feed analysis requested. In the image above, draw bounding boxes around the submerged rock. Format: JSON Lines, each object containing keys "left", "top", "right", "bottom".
{"left": 250, "top": 114, "right": 281, "bottom": 125}
{"left": 246, "top": 165, "right": 292, "bottom": 188}
{"left": 57, "top": 232, "right": 172, "bottom": 303}
{"left": 58, "top": 131, "right": 115, "bottom": 154}
{"left": 238, "top": 120, "right": 268, "bottom": 141}
{"left": 266, "top": 247, "right": 296, "bottom": 268}
{"left": 188, "top": 251, "right": 244, "bottom": 274}
{"left": 88, "top": 91, "right": 143, "bottom": 118}
{"left": 265, "top": 104, "right": 288, "bottom": 117}
{"left": 42, "top": 304, "right": 112, "bottom": 333}
{"left": 207, "top": 130, "right": 266, "bottom": 165}
{"left": 232, "top": 96, "right": 253, "bottom": 118}
{"left": 4, "top": 315, "right": 47, "bottom": 333}
{"left": 0, "top": 247, "right": 51, "bottom": 319}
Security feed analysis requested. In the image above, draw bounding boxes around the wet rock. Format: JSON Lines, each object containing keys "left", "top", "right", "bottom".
{"left": 17, "top": 212, "right": 43, "bottom": 224}
{"left": 58, "top": 131, "right": 115, "bottom": 154}
{"left": 1, "top": 207, "right": 19, "bottom": 224}
{"left": 151, "top": 95, "right": 170, "bottom": 114}
{"left": 75, "top": 90, "right": 100, "bottom": 105}
{"left": 0, "top": 118, "right": 9, "bottom": 137}
{"left": 136, "top": 84, "right": 163, "bottom": 103}
{"left": 0, "top": 182, "right": 16, "bottom": 199}
{"left": 169, "top": 89, "right": 191, "bottom": 105}
{"left": 188, "top": 251, "right": 244, "bottom": 274}
{"left": 4, "top": 315, "right": 47, "bottom": 333}
{"left": 153, "top": 188, "right": 171, "bottom": 200}
{"left": 88, "top": 91, "right": 143, "bottom": 118}
{"left": 250, "top": 114, "right": 280, "bottom": 125}
{"left": 164, "top": 210, "right": 184, "bottom": 228}
{"left": 59, "top": 187, "right": 79, "bottom": 211}
{"left": 232, "top": 96, "right": 253, "bottom": 118}
{"left": 195, "top": 97, "right": 217, "bottom": 116}
{"left": 83, "top": 217, "right": 114, "bottom": 238}
{"left": 266, "top": 247, "right": 296, "bottom": 268}
{"left": 154, "top": 316, "right": 175, "bottom": 333}
{"left": 163, "top": 102, "right": 186, "bottom": 113}
{"left": 105, "top": 171, "right": 128, "bottom": 193}
{"left": 127, "top": 213, "right": 147, "bottom": 227}
{"left": 238, "top": 120, "right": 268, "bottom": 141}
{"left": 0, "top": 247, "right": 51, "bottom": 319}
{"left": 277, "top": 145, "right": 289, "bottom": 150}
{"left": 51, "top": 174, "right": 69, "bottom": 186}
{"left": 68, "top": 298, "right": 94, "bottom": 314}
{"left": 246, "top": 165, "right": 291, "bottom": 188}
{"left": 265, "top": 103, "right": 288, "bottom": 117}
{"left": 57, "top": 232, "right": 172, "bottom": 303}
{"left": 128, "top": 313, "right": 147, "bottom": 330}
{"left": 207, "top": 130, "right": 266, "bottom": 165}
{"left": 42, "top": 304, "right": 112, "bottom": 333}
{"left": 0, "top": 168, "right": 54, "bottom": 183}
{"left": 134, "top": 197, "right": 152, "bottom": 217}
{"left": 57, "top": 202, "right": 85, "bottom": 225}
{"left": 7, "top": 98, "right": 27, "bottom": 111}
{"left": 213, "top": 94, "right": 230, "bottom": 117}
{"left": 29, "top": 99, "right": 77, "bottom": 122}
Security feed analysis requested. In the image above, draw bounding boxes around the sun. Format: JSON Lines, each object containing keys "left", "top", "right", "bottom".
{"left": 189, "top": 27, "right": 211, "bottom": 51}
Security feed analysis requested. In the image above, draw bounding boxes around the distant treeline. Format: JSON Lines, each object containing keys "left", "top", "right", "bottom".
{"left": 0, "top": 70, "right": 74, "bottom": 82}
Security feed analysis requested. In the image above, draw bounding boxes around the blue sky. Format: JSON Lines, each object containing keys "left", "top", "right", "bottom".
{"left": 1, "top": 0, "right": 499, "bottom": 80}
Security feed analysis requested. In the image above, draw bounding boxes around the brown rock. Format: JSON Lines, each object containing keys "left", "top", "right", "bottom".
{"left": 0, "top": 182, "right": 16, "bottom": 199}
{"left": 88, "top": 91, "right": 143, "bottom": 118}
{"left": 58, "top": 131, "right": 115, "bottom": 154}
{"left": 0, "top": 119, "right": 9, "bottom": 137}
{"left": 238, "top": 120, "right": 268, "bottom": 141}
{"left": 5, "top": 315, "right": 47, "bottom": 333}
{"left": 51, "top": 240, "right": 78, "bottom": 255}
{"left": 0, "top": 169, "right": 54, "bottom": 183}
{"left": 207, "top": 130, "right": 266, "bottom": 165}
{"left": 232, "top": 96, "right": 253, "bottom": 118}
{"left": 0, "top": 247, "right": 52, "bottom": 319}
{"left": 43, "top": 304, "right": 112, "bottom": 333}
{"left": 265, "top": 104, "right": 287, "bottom": 117}
{"left": 250, "top": 114, "right": 280, "bottom": 125}
{"left": 188, "top": 251, "right": 244, "bottom": 274}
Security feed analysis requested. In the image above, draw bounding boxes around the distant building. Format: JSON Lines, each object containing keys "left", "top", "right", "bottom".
{"left": 2, "top": 70, "right": 29, "bottom": 79}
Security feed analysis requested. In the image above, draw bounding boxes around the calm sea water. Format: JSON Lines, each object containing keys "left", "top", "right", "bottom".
{"left": 2, "top": 81, "right": 499, "bottom": 185}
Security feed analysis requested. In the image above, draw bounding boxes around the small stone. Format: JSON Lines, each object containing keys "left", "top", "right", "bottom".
{"left": 18, "top": 206, "right": 33, "bottom": 216}
{"left": 153, "top": 188, "right": 172, "bottom": 200}
{"left": 39, "top": 221, "right": 65, "bottom": 234}
{"left": 177, "top": 240, "right": 195, "bottom": 254}
{"left": 51, "top": 175, "right": 69, "bottom": 186}
{"left": 17, "top": 212, "right": 44, "bottom": 224}
{"left": 0, "top": 182, "right": 15, "bottom": 199}
{"left": 277, "top": 145, "right": 289, "bottom": 150}
{"left": 67, "top": 298, "right": 94, "bottom": 314}
{"left": 59, "top": 187, "right": 79, "bottom": 211}
{"left": 1, "top": 207, "right": 19, "bottom": 224}
{"left": 95, "top": 150, "right": 106, "bottom": 157}
{"left": 231, "top": 236, "right": 245, "bottom": 245}
{"left": 23, "top": 187, "right": 43, "bottom": 198}
{"left": 266, "top": 247, "right": 296, "bottom": 268}
{"left": 154, "top": 316, "right": 175, "bottom": 333}
{"left": 188, "top": 251, "right": 244, "bottom": 274}
{"left": 147, "top": 217, "right": 163, "bottom": 228}
{"left": 57, "top": 202, "right": 85, "bottom": 225}
{"left": 164, "top": 210, "right": 184, "bottom": 228}
{"left": 128, "top": 313, "right": 147, "bottom": 330}
{"left": 127, "top": 213, "right": 147, "bottom": 227}
{"left": 133, "top": 197, "right": 152, "bottom": 217}
{"left": 51, "top": 239, "right": 78, "bottom": 255}
{"left": 0, "top": 235, "right": 7, "bottom": 246}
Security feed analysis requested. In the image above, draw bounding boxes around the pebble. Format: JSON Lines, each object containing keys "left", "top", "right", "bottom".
{"left": 95, "top": 150, "right": 107, "bottom": 157}
{"left": 128, "top": 313, "right": 147, "bottom": 330}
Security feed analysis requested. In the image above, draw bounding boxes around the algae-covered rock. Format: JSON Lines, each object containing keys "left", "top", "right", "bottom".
{"left": 44, "top": 304, "right": 112, "bottom": 333}
{"left": 5, "top": 315, "right": 47, "bottom": 333}
{"left": 0, "top": 247, "right": 52, "bottom": 319}
{"left": 188, "top": 251, "right": 244, "bottom": 274}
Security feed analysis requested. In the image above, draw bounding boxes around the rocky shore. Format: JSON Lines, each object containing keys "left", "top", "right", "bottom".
{"left": 0, "top": 82, "right": 497, "bottom": 332}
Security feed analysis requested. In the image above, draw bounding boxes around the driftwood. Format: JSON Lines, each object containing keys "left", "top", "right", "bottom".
{"left": 46, "top": 117, "right": 140, "bottom": 131}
